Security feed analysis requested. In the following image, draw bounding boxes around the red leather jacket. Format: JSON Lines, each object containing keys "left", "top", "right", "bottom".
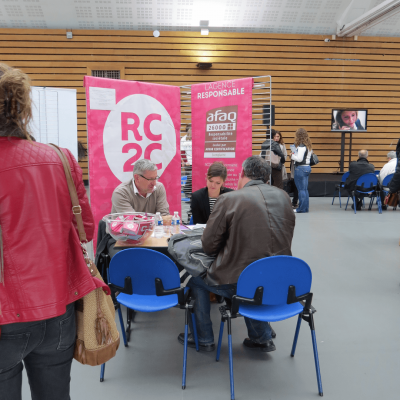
{"left": 0, "top": 138, "right": 96, "bottom": 325}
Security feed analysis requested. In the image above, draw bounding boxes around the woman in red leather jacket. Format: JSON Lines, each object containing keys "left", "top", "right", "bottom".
{"left": 0, "top": 64, "right": 96, "bottom": 399}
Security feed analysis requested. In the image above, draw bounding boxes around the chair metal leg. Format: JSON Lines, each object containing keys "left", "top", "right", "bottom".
{"left": 309, "top": 314, "right": 323, "bottom": 396}
{"left": 353, "top": 195, "right": 357, "bottom": 214}
{"left": 227, "top": 316, "right": 235, "bottom": 400}
{"left": 291, "top": 314, "right": 302, "bottom": 357}
{"left": 117, "top": 306, "right": 128, "bottom": 347}
{"left": 216, "top": 319, "right": 225, "bottom": 361}
{"left": 182, "top": 308, "right": 189, "bottom": 390}
{"left": 345, "top": 196, "right": 350, "bottom": 210}
{"left": 338, "top": 188, "right": 342, "bottom": 208}
{"left": 100, "top": 363, "right": 105, "bottom": 382}
{"left": 331, "top": 189, "right": 336, "bottom": 205}
{"left": 191, "top": 312, "right": 199, "bottom": 352}
{"left": 126, "top": 308, "right": 135, "bottom": 342}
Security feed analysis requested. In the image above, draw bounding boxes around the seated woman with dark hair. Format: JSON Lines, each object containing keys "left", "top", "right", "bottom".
{"left": 190, "top": 162, "right": 234, "bottom": 224}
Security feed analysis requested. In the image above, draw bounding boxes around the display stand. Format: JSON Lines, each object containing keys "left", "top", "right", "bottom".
{"left": 339, "top": 131, "right": 353, "bottom": 173}
{"left": 180, "top": 75, "right": 272, "bottom": 182}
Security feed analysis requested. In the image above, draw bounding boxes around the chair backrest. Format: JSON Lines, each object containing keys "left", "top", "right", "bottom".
{"left": 236, "top": 256, "right": 312, "bottom": 306}
{"left": 382, "top": 173, "right": 395, "bottom": 186}
{"left": 341, "top": 171, "right": 350, "bottom": 182}
{"left": 374, "top": 170, "right": 380, "bottom": 175}
{"left": 189, "top": 215, "right": 193, "bottom": 224}
{"left": 355, "top": 173, "right": 378, "bottom": 191}
{"left": 109, "top": 248, "right": 180, "bottom": 295}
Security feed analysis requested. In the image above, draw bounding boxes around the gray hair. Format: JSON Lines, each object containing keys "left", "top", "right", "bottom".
{"left": 132, "top": 159, "right": 157, "bottom": 176}
{"left": 387, "top": 151, "right": 396, "bottom": 159}
{"left": 359, "top": 149, "right": 368, "bottom": 159}
{"left": 242, "top": 156, "right": 271, "bottom": 183}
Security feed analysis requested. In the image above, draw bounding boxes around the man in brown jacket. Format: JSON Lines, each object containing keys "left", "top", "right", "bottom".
{"left": 178, "top": 156, "right": 295, "bottom": 352}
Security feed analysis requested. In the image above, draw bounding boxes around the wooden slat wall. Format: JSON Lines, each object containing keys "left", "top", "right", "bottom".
{"left": 1, "top": 28, "right": 399, "bottom": 179}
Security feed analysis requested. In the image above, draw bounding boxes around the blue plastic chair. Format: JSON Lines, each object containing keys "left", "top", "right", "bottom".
{"left": 332, "top": 171, "right": 350, "bottom": 207}
{"left": 100, "top": 248, "right": 199, "bottom": 389}
{"left": 374, "top": 170, "right": 380, "bottom": 176}
{"left": 189, "top": 215, "right": 193, "bottom": 224}
{"left": 381, "top": 173, "right": 396, "bottom": 210}
{"left": 345, "top": 173, "right": 382, "bottom": 214}
{"left": 215, "top": 256, "right": 323, "bottom": 399}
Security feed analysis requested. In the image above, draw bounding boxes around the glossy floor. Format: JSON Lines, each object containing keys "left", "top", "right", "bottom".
{"left": 22, "top": 197, "right": 400, "bottom": 400}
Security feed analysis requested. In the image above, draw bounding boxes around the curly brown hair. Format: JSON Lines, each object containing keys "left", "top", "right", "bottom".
{"left": 294, "top": 128, "right": 312, "bottom": 150}
{"left": 0, "top": 63, "right": 33, "bottom": 139}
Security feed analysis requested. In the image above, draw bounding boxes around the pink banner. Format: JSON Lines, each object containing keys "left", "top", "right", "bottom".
{"left": 191, "top": 78, "right": 253, "bottom": 192}
{"left": 84, "top": 77, "right": 181, "bottom": 247}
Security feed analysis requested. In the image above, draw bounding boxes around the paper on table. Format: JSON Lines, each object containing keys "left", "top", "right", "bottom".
{"left": 290, "top": 144, "right": 296, "bottom": 153}
{"left": 187, "top": 224, "right": 207, "bottom": 230}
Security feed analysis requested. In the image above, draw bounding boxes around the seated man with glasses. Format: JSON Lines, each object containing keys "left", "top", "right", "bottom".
{"left": 111, "top": 159, "right": 170, "bottom": 215}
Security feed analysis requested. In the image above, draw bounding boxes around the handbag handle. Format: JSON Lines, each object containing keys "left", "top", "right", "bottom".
{"left": 48, "top": 144, "right": 87, "bottom": 242}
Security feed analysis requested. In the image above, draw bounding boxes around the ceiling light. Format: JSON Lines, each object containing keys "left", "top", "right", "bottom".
{"left": 337, "top": 0, "right": 400, "bottom": 37}
{"left": 66, "top": 31, "right": 73, "bottom": 39}
{"left": 201, "top": 29, "right": 209, "bottom": 35}
{"left": 153, "top": 30, "right": 160, "bottom": 38}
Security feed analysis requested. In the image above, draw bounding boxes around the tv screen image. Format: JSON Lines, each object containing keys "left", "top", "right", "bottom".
{"left": 331, "top": 109, "right": 368, "bottom": 132}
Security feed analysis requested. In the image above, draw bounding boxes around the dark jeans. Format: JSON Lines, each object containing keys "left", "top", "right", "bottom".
{"left": 294, "top": 165, "right": 311, "bottom": 213}
{"left": 0, "top": 303, "right": 76, "bottom": 400}
{"left": 187, "top": 276, "right": 272, "bottom": 345}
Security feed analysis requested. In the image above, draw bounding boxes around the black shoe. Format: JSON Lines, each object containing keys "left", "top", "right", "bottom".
{"left": 268, "top": 322, "right": 276, "bottom": 338}
{"left": 216, "top": 295, "right": 225, "bottom": 304}
{"left": 243, "top": 338, "right": 276, "bottom": 352}
{"left": 351, "top": 204, "right": 362, "bottom": 211}
{"left": 178, "top": 333, "right": 215, "bottom": 352}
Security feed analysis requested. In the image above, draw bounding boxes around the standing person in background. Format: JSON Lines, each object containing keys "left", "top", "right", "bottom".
{"left": 0, "top": 63, "right": 96, "bottom": 399}
{"left": 260, "top": 128, "right": 286, "bottom": 189}
{"left": 387, "top": 139, "right": 400, "bottom": 202}
{"left": 190, "top": 162, "right": 234, "bottom": 224}
{"left": 274, "top": 130, "right": 288, "bottom": 184}
{"left": 290, "top": 159, "right": 299, "bottom": 209}
{"left": 291, "top": 128, "right": 313, "bottom": 213}
{"left": 181, "top": 124, "right": 193, "bottom": 198}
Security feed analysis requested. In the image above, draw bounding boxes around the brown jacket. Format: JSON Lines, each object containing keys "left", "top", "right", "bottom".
{"left": 201, "top": 180, "right": 295, "bottom": 286}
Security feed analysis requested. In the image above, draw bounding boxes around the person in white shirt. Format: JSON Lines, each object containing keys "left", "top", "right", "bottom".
{"left": 181, "top": 124, "right": 192, "bottom": 166}
{"left": 290, "top": 128, "right": 313, "bottom": 213}
{"left": 378, "top": 151, "right": 397, "bottom": 209}
{"left": 379, "top": 151, "right": 397, "bottom": 185}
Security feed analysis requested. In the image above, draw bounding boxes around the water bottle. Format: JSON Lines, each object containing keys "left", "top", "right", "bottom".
{"left": 171, "top": 211, "right": 181, "bottom": 235}
{"left": 154, "top": 212, "right": 164, "bottom": 238}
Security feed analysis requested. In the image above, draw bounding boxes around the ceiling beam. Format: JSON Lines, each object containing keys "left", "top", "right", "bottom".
{"left": 337, "top": 0, "right": 400, "bottom": 37}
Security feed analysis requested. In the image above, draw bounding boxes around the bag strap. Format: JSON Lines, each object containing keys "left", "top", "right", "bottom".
{"left": 48, "top": 144, "right": 87, "bottom": 242}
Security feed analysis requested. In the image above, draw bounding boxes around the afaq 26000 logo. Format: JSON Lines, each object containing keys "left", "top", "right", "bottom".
{"left": 103, "top": 94, "right": 176, "bottom": 182}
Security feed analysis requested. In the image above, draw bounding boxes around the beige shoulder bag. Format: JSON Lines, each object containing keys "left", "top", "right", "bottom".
{"left": 50, "top": 144, "right": 120, "bottom": 366}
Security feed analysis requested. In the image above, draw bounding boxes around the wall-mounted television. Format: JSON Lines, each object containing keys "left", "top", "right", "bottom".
{"left": 331, "top": 109, "right": 368, "bottom": 132}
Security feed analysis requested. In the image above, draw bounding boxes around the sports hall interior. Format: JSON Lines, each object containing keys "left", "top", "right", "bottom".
{"left": 1, "top": 1, "right": 398, "bottom": 399}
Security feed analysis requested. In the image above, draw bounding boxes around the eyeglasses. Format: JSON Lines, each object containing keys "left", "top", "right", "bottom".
{"left": 138, "top": 174, "right": 160, "bottom": 181}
